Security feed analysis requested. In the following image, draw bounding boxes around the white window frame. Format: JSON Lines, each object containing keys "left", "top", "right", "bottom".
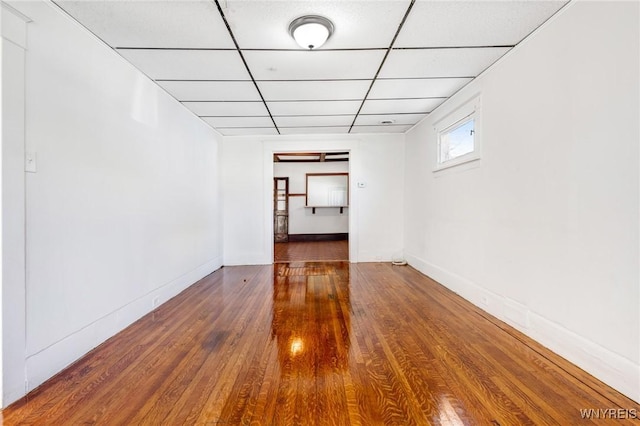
{"left": 434, "top": 95, "right": 482, "bottom": 171}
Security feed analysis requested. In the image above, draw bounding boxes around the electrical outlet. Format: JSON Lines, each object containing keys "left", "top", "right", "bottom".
{"left": 152, "top": 296, "right": 160, "bottom": 308}
{"left": 481, "top": 295, "right": 489, "bottom": 305}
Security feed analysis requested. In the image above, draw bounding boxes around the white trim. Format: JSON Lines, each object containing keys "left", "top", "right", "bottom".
{"left": 433, "top": 95, "right": 482, "bottom": 172}
{"left": 262, "top": 138, "right": 361, "bottom": 264}
{"left": 1, "top": 3, "right": 29, "bottom": 407}
{"left": 405, "top": 252, "right": 640, "bottom": 404}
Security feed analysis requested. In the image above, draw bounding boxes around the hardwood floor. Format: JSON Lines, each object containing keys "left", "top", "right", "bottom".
{"left": 2, "top": 262, "right": 638, "bottom": 425}
{"left": 274, "top": 240, "right": 349, "bottom": 262}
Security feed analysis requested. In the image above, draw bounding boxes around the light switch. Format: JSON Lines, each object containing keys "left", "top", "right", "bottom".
{"left": 25, "top": 152, "right": 37, "bottom": 173}
{"left": 357, "top": 182, "right": 366, "bottom": 188}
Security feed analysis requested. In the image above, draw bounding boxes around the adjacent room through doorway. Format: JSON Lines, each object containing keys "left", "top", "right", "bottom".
{"left": 272, "top": 152, "right": 349, "bottom": 263}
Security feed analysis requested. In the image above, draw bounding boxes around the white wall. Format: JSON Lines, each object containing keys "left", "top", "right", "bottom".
{"left": 2, "top": 1, "right": 223, "bottom": 405}
{"left": 1, "top": 2, "right": 29, "bottom": 407}
{"left": 404, "top": 0, "right": 639, "bottom": 402}
{"left": 1, "top": 8, "right": 4, "bottom": 406}
{"left": 273, "top": 161, "right": 349, "bottom": 235}
{"left": 223, "top": 133, "right": 404, "bottom": 265}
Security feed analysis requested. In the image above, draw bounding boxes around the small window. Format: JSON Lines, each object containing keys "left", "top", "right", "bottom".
{"left": 439, "top": 116, "right": 475, "bottom": 164}
{"left": 434, "top": 95, "right": 481, "bottom": 171}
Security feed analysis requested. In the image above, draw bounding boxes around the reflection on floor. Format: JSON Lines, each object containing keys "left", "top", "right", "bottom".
{"left": 274, "top": 240, "right": 348, "bottom": 263}
{"left": 3, "top": 261, "right": 637, "bottom": 424}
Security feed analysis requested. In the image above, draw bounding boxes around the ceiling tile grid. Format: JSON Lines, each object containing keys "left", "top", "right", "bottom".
{"left": 56, "top": 0, "right": 235, "bottom": 48}
{"left": 351, "top": 124, "right": 413, "bottom": 134}
{"left": 222, "top": 1, "right": 409, "bottom": 49}
{"left": 355, "top": 114, "right": 428, "bottom": 126}
{"left": 55, "top": 0, "right": 569, "bottom": 136}
{"left": 267, "top": 100, "right": 362, "bottom": 117}
{"left": 257, "top": 80, "right": 372, "bottom": 102}
{"left": 360, "top": 98, "right": 446, "bottom": 116}
{"left": 158, "top": 80, "right": 261, "bottom": 102}
{"left": 182, "top": 101, "right": 269, "bottom": 117}
{"left": 279, "top": 126, "right": 351, "bottom": 135}
{"left": 202, "top": 116, "right": 274, "bottom": 128}
{"left": 116, "top": 49, "right": 251, "bottom": 80}
{"left": 243, "top": 50, "right": 386, "bottom": 81}
{"left": 274, "top": 115, "right": 356, "bottom": 128}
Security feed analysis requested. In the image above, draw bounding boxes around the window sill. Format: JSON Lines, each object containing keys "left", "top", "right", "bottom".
{"left": 433, "top": 154, "right": 481, "bottom": 173}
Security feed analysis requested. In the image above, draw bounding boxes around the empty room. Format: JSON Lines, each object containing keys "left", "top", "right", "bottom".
{"left": 1, "top": 0, "right": 639, "bottom": 424}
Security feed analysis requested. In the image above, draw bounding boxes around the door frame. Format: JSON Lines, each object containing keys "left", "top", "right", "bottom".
{"left": 262, "top": 139, "right": 360, "bottom": 264}
{"left": 1, "top": 3, "right": 30, "bottom": 407}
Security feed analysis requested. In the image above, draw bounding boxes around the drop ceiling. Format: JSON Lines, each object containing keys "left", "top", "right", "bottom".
{"left": 53, "top": 0, "right": 568, "bottom": 136}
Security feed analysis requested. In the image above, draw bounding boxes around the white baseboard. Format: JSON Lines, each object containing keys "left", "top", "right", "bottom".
{"left": 405, "top": 252, "right": 640, "bottom": 404}
{"left": 357, "top": 249, "right": 403, "bottom": 263}
{"left": 223, "top": 254, "right": 271, "bottom": 266}
{"left": 356, "top": 254, "right": 390, "bottom": 263}
{"left": 24, "top": 256, "right": 223, "bottom": 393}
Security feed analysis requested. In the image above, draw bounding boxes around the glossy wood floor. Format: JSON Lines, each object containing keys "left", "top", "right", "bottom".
{"left": 274, "top": 240, "right": 349, "bottom": 263}
{"left": 3, "top": 262, "right": 638, "bottom": 425}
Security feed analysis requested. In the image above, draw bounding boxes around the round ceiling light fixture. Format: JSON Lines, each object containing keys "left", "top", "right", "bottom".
{"left": 288, "top": 15, "right": 334, "bottom": 50}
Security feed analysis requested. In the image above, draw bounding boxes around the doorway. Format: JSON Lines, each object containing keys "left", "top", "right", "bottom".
{"left": 272, "top": 152, "right": 349, "bottom": 263}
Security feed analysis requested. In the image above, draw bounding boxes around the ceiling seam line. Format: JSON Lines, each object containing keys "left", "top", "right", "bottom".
{"left": 113, "top": 46, "right": 514, "bottom": 52}
{"left": 212, "top": 0, "right": 280, "bottom": 134}
{"left": 155, "top": 77, "right": 476, "bottom": 82}
{"left": 184, "top": 97, "right": 446, "bottom": 103}
{"left": 199, "top": 112, "right": 429, "bottom": 118}
{"left": 185, "top": 99, "right": 362, "bottom": 103}
{"left": 240, "top": 48, "right": 387, "bottom": 52}
{"left": 279, "top": 124, "right": 402, "bottom": 127}
{"left": 348, "top": 0, "right": 416, "bottom": 133}
{"left": 392, "top": 45, "right": 515, "bottom": 50}
{"left": 200, "top": 115, "right": 353, "bottom": 118}
{"left": 114, "top": 47, "right": 238, "bottom": 51}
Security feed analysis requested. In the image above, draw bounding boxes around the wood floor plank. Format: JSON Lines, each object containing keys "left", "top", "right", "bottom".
{"left": 3, "top": 257, "right": 638, "bottom": 425}
{"left": 20, "top": 274, "right": 225, "bottom": 426}
{"left": 3, "top": 274, "right": 218, "bottom": 425}
{"left": 274, "top": 240, "right": 349, "bottom": 263}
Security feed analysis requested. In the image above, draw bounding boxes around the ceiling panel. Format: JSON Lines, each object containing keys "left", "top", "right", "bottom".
{"left": 279, "top": 127, "right": 351, "bottom": 135}
{"left": 53, "top": 0, "right": 569, "bottom": 137}
{"left": 202, "top": 116, "right": 274, "bottom": 128}
{"left": 158, "top": 81, "right": 261, "bottom": 102}
{"left": 117, "top": 49, "right": 249, "bottom": 80}
{"left": 395, "top": 1, "right": 568, "bottom": 48}
{"left": 218, "top": 127, "right": 279, "bottom": 136}
{"left": 360, "top": 98, "right": 444, "bottom": 115}
{"left": 57, "top": 0, "right": 235, "bottom": 48}
{"left": 223, "top": 0, "right": 409, "bottom": 49}
{"left": 351, "top": 125, "right": 413, "bottom": 133}
{"left": 370, "top": 78, "right": 472, "bottom": 100}
{"left": 268, "top": 101, "right": 361, "bottom": 116}
{"left": 258, "top": 80, "right": 371, "bottom": 101}
{"left": 274, "top": 115, "right": 354, "bottom": 128}
{"left": 355, "top": 114, "right": 427, "bottom": 126}
{"left": 244, "top": 50, "right": 386, "bottom": 81}
{"left": 182, "top": 101, "right": 269, "bottom": 117}
{"left": 380, "top": 47, "right": 511, "bottom": 79}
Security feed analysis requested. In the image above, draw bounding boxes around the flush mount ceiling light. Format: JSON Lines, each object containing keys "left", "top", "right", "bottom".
{"left": 288, "top": 15, "right": 334, "bottom": 50}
